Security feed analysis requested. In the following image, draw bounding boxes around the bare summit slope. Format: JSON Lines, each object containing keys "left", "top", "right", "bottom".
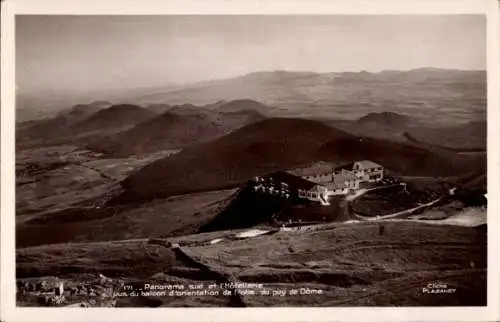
{"left": 118, "top": 118, "right": 481, "bottom": 203}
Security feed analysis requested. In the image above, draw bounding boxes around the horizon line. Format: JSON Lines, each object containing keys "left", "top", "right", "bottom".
{"left": 16, "top": 66, "right": 486, "bottom": 96}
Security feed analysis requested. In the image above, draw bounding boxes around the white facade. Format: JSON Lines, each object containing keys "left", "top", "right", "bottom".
{"left": 326, "top": 185, "right": 349, "bottom": 196}
{"left": 298, "top": 160, "right": 384, "bottom": 198}
{"left": 255, "top": 160, "right": 384, "bottom": 207}
{"left": 321, "top": 169, "right": 360, "bottom": 196}
{"left": 298, "top": 185, "right": 330, "bottom": 205}
{"left": 350, "top": 161, "right": 384, "bottom": 183}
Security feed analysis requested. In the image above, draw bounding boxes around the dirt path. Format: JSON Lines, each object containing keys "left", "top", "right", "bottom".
{"left": 353, "top": 197, "right": 443, "bottom": 221}
{"left": 345, "top": 183, "right": 405, "bottom": 202}
{"left": 281, "top": 183, "right": 452, "bottom": 231}
{"left": 345, "top": 189, "right": 368, "bottom": 201}
{"left": 350, "top": 184, "right": 456, "bottom": 222}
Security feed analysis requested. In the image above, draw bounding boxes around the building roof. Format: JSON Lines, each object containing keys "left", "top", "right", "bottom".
{"left": 334, "top": 162, "right": 355, "bottom": 172}
{"left": 332, "top": 169, "right": 358, "bottom": 183}
{"left": 287, "top": 161, "right": 337, "bottom": 177}
{"left": 355, "top": 160, "right": 383, "bottom": 170}
{"left": 267, "top": 171, "right": 320, "bottom": 190}
{"left": 334, "top": 160, "right": 383, "bottom": 172}
{"left": 325, "top": 182, "right": 348, "bottom": 190}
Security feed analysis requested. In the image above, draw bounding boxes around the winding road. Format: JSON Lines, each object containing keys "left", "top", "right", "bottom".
{"left": 348, "top": 183, "right": 455, "bottom": 222}
{"left": 353, "top": 197, "right": 443, "bottom": 221}
{"left": 345, "top": 183, "right": 406, "bottom": 202}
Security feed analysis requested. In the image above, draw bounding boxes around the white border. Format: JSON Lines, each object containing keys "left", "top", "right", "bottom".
{"left": 1, "top": 1, "right": 499, "bottom": 322}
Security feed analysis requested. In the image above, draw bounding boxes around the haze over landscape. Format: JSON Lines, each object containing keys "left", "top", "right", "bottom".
{"left": 15, "top": 15, "right": 487, "bottom": 308}
{"left": 16, "top": 15, "right": 485, "bottom": 120}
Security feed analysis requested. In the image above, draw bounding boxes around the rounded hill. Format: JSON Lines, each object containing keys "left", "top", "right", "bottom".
{"left": 88, "top": 109, "right": 228, "bottom": 156}
{"left": 119, "top": 118, "right": 350, "bottom": 201}
{"left": 214, "top": 99, "right": 270, "bottom": 114}
{"left": 74, "top": 104, "right": 156, "bottom": 132}
{"left": 87, "top": 105, "right": 266, "bottom": 156}
{"left": 117, "top": 117, "right": 482, "bottom": 203}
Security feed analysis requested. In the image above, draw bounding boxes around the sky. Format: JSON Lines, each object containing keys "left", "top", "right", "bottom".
{"left": 16, "top": 15, "right": 486, "bottom": 94}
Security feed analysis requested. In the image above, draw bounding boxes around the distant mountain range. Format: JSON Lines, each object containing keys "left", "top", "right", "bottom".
{"left": 129, "top": 68, "right": 486, "bottom": 125}
{"left": 16, "top": 68, "right": 486, "bottom": 125}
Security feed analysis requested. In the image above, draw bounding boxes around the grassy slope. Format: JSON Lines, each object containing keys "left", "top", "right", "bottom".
{"left": 17, "top": 221, "right": 486, "bottom": 306}
{"left": 404, "top": 121, "right": 486, "bottom": 151}
{"left": 187, "top": 221, "right": 486, "bottom": 306}
{"left": 17, "top": 189, "right": 236, "bottom": 248}
{"left": 17, "top": 240, "right": 180, "bottom": 279}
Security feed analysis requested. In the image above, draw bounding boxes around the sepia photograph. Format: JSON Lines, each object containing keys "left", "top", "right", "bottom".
{"left": 2, "top": 0, "right": 499, "bottom": 321}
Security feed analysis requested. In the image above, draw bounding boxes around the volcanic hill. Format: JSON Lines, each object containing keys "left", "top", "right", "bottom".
{"left": 212, "top": 99, "right": 270, "bottom": 114}
{"left": 118, "top": 118, "right": 482, "bottom": 203}
{"left": 87, "top": 104, "right": 266, "bottom": 156}
{"left": 73, "top": 104, "right": 156, "bottom": 133}
{"left": 18, "top": 103, "right": 156, "bottom": 144}
{"left": 87, "top": 107, "right": 227, "bottom": 156}
{"left": 145, "top": 103, "right": 172, "bottom": 114}
{"left": 18, "top": 102, "right": 108, "bottom": 141}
